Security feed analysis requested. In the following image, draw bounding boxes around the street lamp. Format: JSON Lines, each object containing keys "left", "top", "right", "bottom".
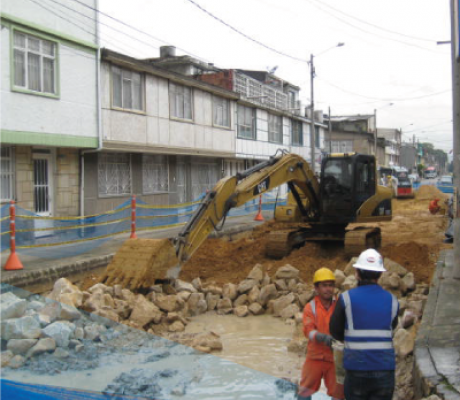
{"left": 309, "top": 43, "right": 345, "bottom": 172}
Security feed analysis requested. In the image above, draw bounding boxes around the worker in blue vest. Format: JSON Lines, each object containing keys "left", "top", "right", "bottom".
{"left": 329, "top": 249, "right": 399, "bottom": 400}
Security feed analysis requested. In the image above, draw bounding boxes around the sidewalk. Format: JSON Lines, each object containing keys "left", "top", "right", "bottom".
{"left": 0, "top": 211, "right": 270, "bottom": 289}
{"left": 415, "top": 249, "right": 460, "bottom": 400}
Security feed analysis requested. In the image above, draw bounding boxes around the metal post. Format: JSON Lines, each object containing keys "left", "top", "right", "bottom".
{"left": 374, "top": 109, "right": 378, "bottom": 157}
{"left": 130, "top": 195, "right": 137, "bottom": 239}
{"left": 310, "top": 54, "right": 316, "bottom": 172}
{"left": 451, "top": 0, "right": 460, "bottom": 278}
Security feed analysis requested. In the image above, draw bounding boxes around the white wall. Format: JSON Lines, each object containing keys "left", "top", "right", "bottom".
{"left": 2, "top": 0, "right": 98, "bottom": 45}
{"left": 1, "top": 22, "right": 98, "bottom": 139}
{"left": 101, "top": 62, "right": 236, "bottom": 154}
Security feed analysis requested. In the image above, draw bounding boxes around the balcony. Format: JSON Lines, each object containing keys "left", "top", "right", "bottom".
{"left": 234, "top": 72, "right": 290, "bottom": 113}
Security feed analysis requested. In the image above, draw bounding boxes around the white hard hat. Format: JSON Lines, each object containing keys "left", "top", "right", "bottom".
{"left": 353, "top": 249, "right": 386, "bottom": 272}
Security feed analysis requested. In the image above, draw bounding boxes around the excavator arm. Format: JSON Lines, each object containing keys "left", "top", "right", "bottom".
{"left": 100, "top": 152, "right": 320, "bottom": 290}
{"left": 174, "top": 152, "right": 320, "bottom": 263}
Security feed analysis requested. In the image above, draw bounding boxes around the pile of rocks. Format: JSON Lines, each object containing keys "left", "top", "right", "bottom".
{"left": 1, "top": 288, "right": 115, "bottom": 370}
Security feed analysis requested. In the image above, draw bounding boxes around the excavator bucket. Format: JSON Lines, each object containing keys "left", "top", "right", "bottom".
{"left": 100, "top": 239, "right": 179, "bottom": 291}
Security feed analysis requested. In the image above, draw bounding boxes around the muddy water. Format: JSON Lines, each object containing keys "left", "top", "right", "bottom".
{"left": 3, "top": 314, "right": 330, "bottom": 400}
{"left": 184, "top": 313, "right": 304, "bottom": 380}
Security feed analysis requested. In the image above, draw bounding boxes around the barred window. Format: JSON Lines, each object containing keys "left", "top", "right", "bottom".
{"left": 13, "top": 31, "right": 56, "bottom": 94}
{"left": 213, "top": 96, "right": 230, "bottom": 127}
{"left": 237, "top": 105, "right": 256, "bottom": 139}
{"left": 1, "top": 147, "right": 14, "bottom": 201}
{"left": 142, "top": 155, "right": 169, "bottom": 193}
{"left": 291, "top": 120, "right": 303, "bottom": 146}
{"left": 98, "top": 153, "right": 131, "bottom": 196}
{"left": 112, "top": 66, "right": 144, "bottom": 111}
{"left": 268, "top": 114, "right": 283, "bottom": 144}
{"left": 170, "top": 83, "right": 192, "bottom": 120}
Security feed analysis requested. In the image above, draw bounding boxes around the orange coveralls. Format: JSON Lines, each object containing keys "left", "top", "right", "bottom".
{"left": 298, "top": 296, "right": 344, "bottom": 399}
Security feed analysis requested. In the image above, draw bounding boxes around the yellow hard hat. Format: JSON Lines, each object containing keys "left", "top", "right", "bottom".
{"left": 313, "top": 268, "right": 335, "bottom": 284}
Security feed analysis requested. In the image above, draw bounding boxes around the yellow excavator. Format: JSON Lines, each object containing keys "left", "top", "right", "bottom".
{"left": 101, "top": 151, "right": 392, "bottom": 290}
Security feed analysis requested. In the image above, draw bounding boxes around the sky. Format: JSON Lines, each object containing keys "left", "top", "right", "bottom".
{"left": 95, "top": 0, "right": 453, "bottom": 152}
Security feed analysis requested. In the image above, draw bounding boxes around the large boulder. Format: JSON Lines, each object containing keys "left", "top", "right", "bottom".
{"left": 191, "top": 332, "right": 223, "bottom": 352}
{"left": 298, "top": 290, "right": 315, "bottom": 308}
{"left": 275, "top": 265, "right": 299, "bottom": 280}
{"left": 258, "top": 284, "right": 278, "bottom": 306}
{"left": 273, "top": 293, "right": 296, "bottom": 317}
{"left": 153, "top": 294, "right": 178, "bottom": 313}
{"left": 384, "top": 259, "right": 408, "bottom": 277}
{"left": 237, "top": 279, "right": 258, "bottom": 294}
{"left": 39, "top": 302, "right": 62, "bottom": 323}
{"left": 274, "top": 279, "right": 288, "bottom": 291}
{"left": 25, "top": 338, "right": 56, "bottom": 358}
{"left": 393, "top": 328, "right": 415, "bottom": 358}
{"left": 205, "top": 293, "right": 220, "bottom": 311}
{"left": 42, "top": 321, "right": 75, "bottom": 348}
{"left": 59, "top": 304, "right": 82, "bottom": 321}
{"left": 216, "top": 298, "right": 232, "bottom": 315}
{"left": 247, "top": 286, "right": 260, "bottom": 304}
{"left": 341, "top": 275, "right": 357, "bottom": 291}
{"left": 247, "top": 264, "right": 265, "bottom": 282}
{"left": 280, "top": 303, "right": 300, "bottom": 319}
{"left": 234, "top": 306, "right": 249, "bottom": 317}
{"left": 2, "top": 316, "right": 42, "bottom": 340}
{"left": 168, "top": 321, "right": 185, "bottom": 332}
{"left": 401, "top": 272, "right": 416, "bottom": 294}
{"left": 248, "top": 302, "right": 264, "bottom": 315}
{"left": 175, "top": 279, "right": 197, "bottom": 293}
{"left": 7, "top": 339, "right": 38, "bottom": 355}
{"left": 1, "top": 295, "right": 28, "bottom": 320}
{"left": 48, "top": 278, "right": 84, "bottom": 308}
{"left": 222, "top": 283, "right": 238, "bottom": 300}
{"left": 130, "top": 295, "right": 162, "bottom": 327}
{"left": 334, "top": 270, "right": 346, "bottom": 287}
{"left": 233, "top": 294, "right": 248, "bottom": 307}
{"left": 188, "top": 293, "right": 207, "bottom": 316}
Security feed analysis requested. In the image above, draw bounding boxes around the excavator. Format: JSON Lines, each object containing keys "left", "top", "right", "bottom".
{"left": 101, "top": 151, "right": 392, "bottom": 290}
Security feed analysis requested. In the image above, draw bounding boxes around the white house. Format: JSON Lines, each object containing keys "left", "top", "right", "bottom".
{"left": 0, "top": 0, "right": 99, "bottom": 218}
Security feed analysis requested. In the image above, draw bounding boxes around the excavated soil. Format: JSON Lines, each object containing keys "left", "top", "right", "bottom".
{"left": 181, "top": 188, "right": 452, "bottom": 286}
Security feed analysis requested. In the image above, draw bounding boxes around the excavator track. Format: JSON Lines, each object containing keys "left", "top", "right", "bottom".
{"left": 265, "top": 230, "right": 294, "bottom": 259}
{"left": 344, "top": 227, "right": 381, "bottom": 257}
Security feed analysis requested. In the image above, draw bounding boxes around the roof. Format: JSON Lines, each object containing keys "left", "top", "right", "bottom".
{"left": 329, "top": 115, "right": 374, "bottom": 122}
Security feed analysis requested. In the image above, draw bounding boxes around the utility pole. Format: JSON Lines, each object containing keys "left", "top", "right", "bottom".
{"left": 309, "top": 54, "right": 316, "bottom": 173}
{"left": 374, "top": 109, "right": 377, "bottom": 157}
{"left": 450, "top": 0, "right": 460, "bottom": 278}
{"left": 328, "top": 106, "right": 332, "bottom": 153}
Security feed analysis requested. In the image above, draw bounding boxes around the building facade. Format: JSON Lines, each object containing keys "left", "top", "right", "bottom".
{"left": 0, "top": 0, "right": 99, "bottom": 218}
{"left": 377, "top": 128, "right": 402, "bottom": 167}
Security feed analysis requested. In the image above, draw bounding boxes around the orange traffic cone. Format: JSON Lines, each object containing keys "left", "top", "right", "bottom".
{"left": 4, "top": 201, "right": 24, "bottom": 271}
{"left": 254, "top": 195, "right": 264, "bottom": 222}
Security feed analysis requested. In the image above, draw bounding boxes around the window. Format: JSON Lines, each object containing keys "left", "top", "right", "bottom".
{"left": 1, "top": 147, "right": 14, "bottom": 201}
{"left": 237, "top": 105, "right": 256, "bottom": 139}
{"left": 315, "top": 126, "right": 321, "bottom": 148}
{"left": 191, "top": 162, "right": 218, "bottom": 200}
{"left": 213, "top": 96, "right": 230, "bottom": 127}
{"left": 268, "top": 114, "right": 283, "bottom": 144}
{"left": 13, "top": 31, "right": 56, "bottom": 95}
{"left": 291, "top": 120, "right": 303, "bottom": 146}
{"left": 143, "top": 155, "right": 169, "bottom": 193}
{"left": 170, "top": 83, "right": 192, "bottom": 120}
{"left": 112, "top": 66, "right": 144, "bottom": 111}
{"left": 330, "top": 140, "right": 353, "bottom": 153}
{"left": 98, "top": 153, "right": 131, "bottom": 196}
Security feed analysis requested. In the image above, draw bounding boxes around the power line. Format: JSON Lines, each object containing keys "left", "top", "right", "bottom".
{"left": 184, "top": 0, "right": 309, "bottom": 63}
{"left": 304, "top": 0, "right": 446, "bottom": 54}
{"left": 307, "top": 0, "right": 437, "bottom": 43}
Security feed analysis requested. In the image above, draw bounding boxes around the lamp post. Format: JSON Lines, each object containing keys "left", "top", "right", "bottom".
{"left": 309, "top": 43, "right": 345, "bottom": 172}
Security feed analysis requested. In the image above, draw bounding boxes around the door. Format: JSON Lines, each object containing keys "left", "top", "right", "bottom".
{"left": 33, "top": 153, "right": 54, "bottom": 238}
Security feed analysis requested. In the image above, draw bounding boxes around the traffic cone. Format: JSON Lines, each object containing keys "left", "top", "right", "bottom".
{"left": 254, "top": 195, "right": 264, "bottom": 222}
{"left": 4, "top": 201, "right": 24, "bottom": 271}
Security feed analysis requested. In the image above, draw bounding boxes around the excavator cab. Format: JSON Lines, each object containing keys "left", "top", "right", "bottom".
{"left": 320, "top": 153, "right": 376, "bottom": 224}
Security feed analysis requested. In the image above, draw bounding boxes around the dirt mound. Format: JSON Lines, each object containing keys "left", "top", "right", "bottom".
{"left": 415, "top": 185, "right": 449, "bottom": 201}
{"left": 380, "top": 242, "right": 436, "bottom": 283}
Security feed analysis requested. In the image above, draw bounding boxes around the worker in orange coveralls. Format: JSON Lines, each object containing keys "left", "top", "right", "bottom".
{"left": 297, "top": 268, "right": 344, "bottom": 400}
{"left": 429, "top": 198, "right": 441, "bottom": 215}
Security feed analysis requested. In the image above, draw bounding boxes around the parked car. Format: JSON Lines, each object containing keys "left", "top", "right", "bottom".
{"left": 439, "top": 175, "right": 453, "bottom": 185}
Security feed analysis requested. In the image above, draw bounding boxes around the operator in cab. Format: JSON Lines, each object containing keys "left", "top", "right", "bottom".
{"left": 297, "top": 268, "right": 344, "bottom": 400}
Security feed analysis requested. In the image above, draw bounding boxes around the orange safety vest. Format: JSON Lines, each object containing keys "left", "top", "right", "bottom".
{"left": 303, "top": 296, "right": 336, "bottom": 362}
